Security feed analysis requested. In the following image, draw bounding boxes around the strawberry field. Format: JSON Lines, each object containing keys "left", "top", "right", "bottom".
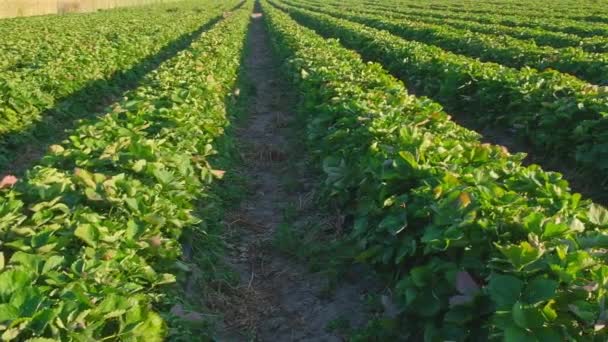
{"left": 1, "top": 0, "right": 608, "bottom": 340}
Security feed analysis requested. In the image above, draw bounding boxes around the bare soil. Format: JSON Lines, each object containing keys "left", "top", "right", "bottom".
{"left": 215, "top": 7, "right": 378, "bottom": 341}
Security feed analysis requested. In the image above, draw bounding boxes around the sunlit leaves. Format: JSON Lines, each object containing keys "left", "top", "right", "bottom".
{"left": 0, "top": 3, "right": 251, "bottom": 340}
{"left": 264, "top": 1, "right": 608, "bottom": 340}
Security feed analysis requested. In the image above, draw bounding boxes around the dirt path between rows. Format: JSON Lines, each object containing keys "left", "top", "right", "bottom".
{"left": 215, "top": 6, "right": 378, "bottom": 341}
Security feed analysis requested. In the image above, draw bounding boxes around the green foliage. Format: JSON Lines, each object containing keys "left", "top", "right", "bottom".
{"left": 311, "top": 0, "right": 608, "bottom": 53}
{"left": 262, "top": 1, "right": 608, "bottom": 339}
{"left": 0, "top": 0, "right": 237, "bottom": 168}
{"left": 293, "top": 0, "right": 608, "bottom": 42}
{"left": 275, "top": 0, "right": 608, "bottom": 198}
{"left": 0, "top": 3, "right": 252, "bottom": 340}
{"left": 284, "top": 0, "right": 608, "bottom": 85}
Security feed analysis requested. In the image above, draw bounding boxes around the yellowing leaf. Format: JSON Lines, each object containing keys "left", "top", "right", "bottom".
{"left": 48, "top": 145, "right": 64, "bottom": 154}
{"left": 458, "top": 192, "right": 471, "bottom": 208}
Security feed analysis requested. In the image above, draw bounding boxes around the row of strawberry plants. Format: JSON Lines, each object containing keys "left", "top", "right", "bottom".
{"left": 377, "top": 0, "right": 608, "bottom": 31}
{"left": 359, "top": 0, "right": 608, "bottom": 39}
{"left": 299, "top": 0, "right": 608, "bottom": 53}
{"left": 0, "top": 2, "right": 251, "bottom": 340}
{"left": 385, "top": 0, "right": 598, "bottom": 15}
{"left": 263, "top": 1, "right": 608, "bottom": 340}
{"left": 394, "top": 0, "right": 603, "bottom": 20}
{"left": 274, "top": 1, "right": 608, "bottom": 198}
{"left": 284, "top": 0, "right": 608, "bottom": 86}
{"left": 0, "top": 1, "right": 237, "bottom": 167}
{"left": 381, "top": 8, "right": 595, "bottom": 51}
{"left": 403, "top": 11, "right": 608, "bottom": 54}
{"left": 302, "top": 0, "right": 608, "bottom": 58}
{"left": 380, "top": 0, "right": 608, "bottom": 25}
{"left": 0, "top": 2, "right": 223, "bottom": 74}
{"left": 581, "top": 14, "right": 608, "bottom": 24}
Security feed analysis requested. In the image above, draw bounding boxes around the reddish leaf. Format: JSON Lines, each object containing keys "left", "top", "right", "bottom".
{"left": 0, "top": 175, "right": 18, "bottom": 188}
{"left": 210, "top": 169, "right": 226, "bottom": 179}
{"left": 449, "top": 294, "right": 474, "bottom": 307}
{"left": 456, "top": 271, "right": 480, "bottom": 296}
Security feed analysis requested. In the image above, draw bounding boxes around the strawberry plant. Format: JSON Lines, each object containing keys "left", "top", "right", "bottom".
{"left": 0, "top": 0, "right": 240, "bottom": 168}
{"left": 293, "top": 0, "right": 608, "bottom": 53}
{"left": 284, "top": 0, "right": 608, "bottom": 85}
{"left": 263, "top": 1, "right": 608, "bottom": 339}
{"left": 340, "top": 0, "right": 608, "bottom": 38}
{"left": 273, "top": 1, "right": 608, "bottom": 199}
{"left": 0, "top": 2, "right": 251, "bottom": 340}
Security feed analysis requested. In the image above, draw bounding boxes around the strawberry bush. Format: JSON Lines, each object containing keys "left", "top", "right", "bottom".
{"left": 263, "top": 1, "right": 608, "bottom": 340}
{"left": 284, "top": 0, "right": 608, "bottom": 86}
{"left": 0, "top": 2, "right": 251, "bottom": 340}
{"left": 0, "top": 0, "right": 239, "bottom": 168}
{"left": 292, "top": 0, "right": 608, "bottom": 53}
{"left": 353, "top": 0, "right": 608, "bottom": 38}
{"left": 274, "top": 1, "right": 608, "bottom": 199}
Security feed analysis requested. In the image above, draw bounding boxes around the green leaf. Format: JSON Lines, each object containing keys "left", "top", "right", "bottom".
{"left": 378, "top": 212, "right": 407, "bottom": 236}
{"left": 504, "top": 324, "right": 536, "bottom": 342}
{"left": 132, "top": 159, "right": 147, "bottom": 173}
{"left": 398, "top": 151, "right": 418, "bottom": 169}
{"left": 410, "top": 266, "right": 432, "bottom": 287}
{"left": 42, "top": 256, "right": 64, "bottom": 274}
{"left": 0, "top": 270, "right": 34, "bottom": 301}
{"left": 84, "top": 188, "right": 103, "bottom": 201}
{"left": 495, "top": 241, "right": 544, "bottom": 270}
{"left": 73, "top": 168, "right": 97, "bottom": 188}
{"left": 9, "top": 252, "right": 43, "bottom": 274}
{"left": 143, "top": 214, "right": 166, "bottom": 226}
{"left": 543, "top": 301, "right": 558, "bottom": 321}
{"left": 512, "top": 302, "right": 527, "bottom": 329}
{"left": 542, "top": 222, "right": 569, "bottom": 239}
{"left": 125, "top": 197, "right": 139, "bottom": 212}
{"left": 95, "top": 293, "right": 129, "bottom": 315}
{"left": 413, "top": 289, "right": 441, "bottom": 318}
{"left": 512, "top": 301, "right": 545, "bottom": 329}
{"left": 0, "top": 304, "right": 19, "bottom": 322}
{"left": 29, "top": 309, "right": 56, "bottom": 333}
{"left": 74, "top": 224, "right": 99, "bottom": 247}
{"left": 487, "top": 274, "right": 523, "bottom": 309}
{"left": 152, "top": 168, "right": 174, "bottom": 185}
{"left": 131, "top": 311, "right": 165, "bottom": 341}
{"left": 523, "top": 278, "right": 558, "bottom": 304}
{"left": 568, "top": 300, "right": 597, "bottom": 323}
{"left": 10, "top": 287, "right": 43, "bottom": 317}
{"left": 2, "top": 323, "right": 25, "bottom": 341}
{"left": 535, "top": 327, "right": 561, "bottom": 341}
{"left": 156, "top": 273, "right": 176, "bottom": 285}
{"left": 126, "top": 220, "right": 142, "bottom": 240}
{"left": 588, "top": 204, "right": 608, "bottom": 226}
{"left": 567, "top": 217, "right": 585, "bottom": 233}
{"left": 522, "top": 212, "right": 543, "bottom": 235}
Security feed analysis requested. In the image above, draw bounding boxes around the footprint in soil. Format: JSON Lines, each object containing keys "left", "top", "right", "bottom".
{"left": 213, "top": 8, "right": 380, "bottom": 342}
